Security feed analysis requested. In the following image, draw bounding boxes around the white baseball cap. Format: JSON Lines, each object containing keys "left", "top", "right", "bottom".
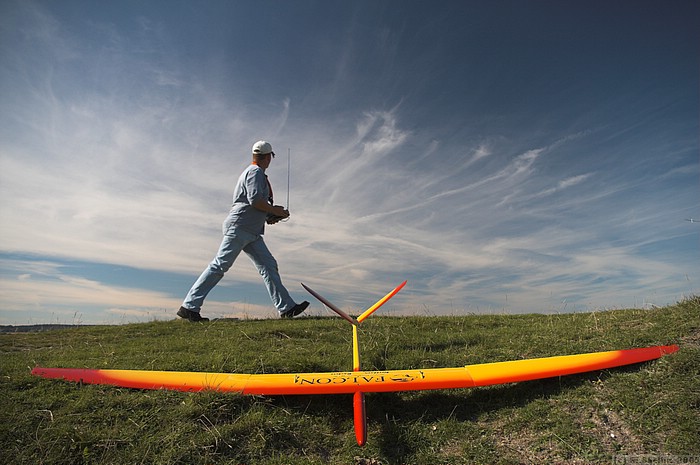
{"left": 252, "top": 140, "right": 275, "bottom": 157}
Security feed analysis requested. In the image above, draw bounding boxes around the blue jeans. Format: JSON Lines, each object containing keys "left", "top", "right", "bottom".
{"left": 182, "top": 229, "right": 296, "bottom": 314}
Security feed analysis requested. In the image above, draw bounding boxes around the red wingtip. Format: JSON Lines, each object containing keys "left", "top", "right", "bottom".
{"left": 660, "top": 344, "right": 680, "bottom": 355}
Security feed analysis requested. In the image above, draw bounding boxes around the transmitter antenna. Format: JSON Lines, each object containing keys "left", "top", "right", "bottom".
{"left": 287, "top": 148, "right": 291, "bottom": 210}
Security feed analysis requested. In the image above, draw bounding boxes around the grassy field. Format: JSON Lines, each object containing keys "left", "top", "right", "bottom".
{"left": 1, "top": 297, "right": 698, "bottom": 465}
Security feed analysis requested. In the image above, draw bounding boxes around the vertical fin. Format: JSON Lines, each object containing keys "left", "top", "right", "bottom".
{"left": 357, "top": 280, "right": 407, "bottom": 323}
{"left": 301, "top": 280, "right": 407, "bottom": 447}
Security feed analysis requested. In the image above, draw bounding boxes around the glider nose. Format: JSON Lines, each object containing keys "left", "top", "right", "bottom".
{"left": 354, "top": 391, "right": 367, "bottom": 446}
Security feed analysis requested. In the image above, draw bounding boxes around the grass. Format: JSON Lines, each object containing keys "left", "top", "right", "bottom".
{"left": 1, "top": 297, "right": 698, "bottom": 464}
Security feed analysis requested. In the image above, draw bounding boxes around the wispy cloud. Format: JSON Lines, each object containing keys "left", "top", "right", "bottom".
{"left": 509, "top": 172, "right": 595, "bottom": 205}
{"left": 0, "top": 1, "right": 697, "bottom": 324}
{"left": 468, "top": 144, "right": 492, "bottom": 164}
{"left": 357, "top": 109, "right": 410, "bottom": 155}
{"left": 0, "top": 256, "right": 285, "bottom": 323}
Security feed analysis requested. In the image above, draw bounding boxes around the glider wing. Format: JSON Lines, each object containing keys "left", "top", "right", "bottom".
{"left": 28, "top": 280, "right": 680, "bottom": 448}
{"left": 31, "top": 344, "right": 678, "bottom": 395}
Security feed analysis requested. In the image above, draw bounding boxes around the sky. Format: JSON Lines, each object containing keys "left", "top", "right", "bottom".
{"left": 0, "top": 0, "right": 698, "bottom": 325}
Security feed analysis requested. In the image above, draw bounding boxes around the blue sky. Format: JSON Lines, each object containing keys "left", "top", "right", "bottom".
{"left": 1, "top": 0, "right": 698, "bottom": 324}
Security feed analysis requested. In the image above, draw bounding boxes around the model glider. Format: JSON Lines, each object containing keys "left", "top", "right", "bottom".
{"left": 31, "top": 280, "right": 679, "bottom": 447}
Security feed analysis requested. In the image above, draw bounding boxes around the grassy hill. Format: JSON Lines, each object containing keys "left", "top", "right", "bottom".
{"left": 1, "top": 298, "right": 698, "bottom": 465}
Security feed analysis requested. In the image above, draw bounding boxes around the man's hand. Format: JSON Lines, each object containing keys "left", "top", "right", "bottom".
{"left": 270, "top": 205, "right": 289, "bottom": 218}
{"left": 253, "top": 199, "right": 289, "bottom": 219}
{"left": 266, "top": 205, "right": 289, "bottom": 224}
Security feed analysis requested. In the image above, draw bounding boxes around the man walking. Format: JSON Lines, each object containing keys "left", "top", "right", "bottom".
{"left": 177, "top": 140, "right": 309, "bottom": 322}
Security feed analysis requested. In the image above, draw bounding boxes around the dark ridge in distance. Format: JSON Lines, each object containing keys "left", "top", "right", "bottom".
{"left": 0, "top": 324, "right": 92, "bottom": 334}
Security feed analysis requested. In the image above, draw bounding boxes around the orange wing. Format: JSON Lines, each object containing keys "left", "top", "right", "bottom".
{"left": 32, "top": 344, "right": 678, "bottom": 394}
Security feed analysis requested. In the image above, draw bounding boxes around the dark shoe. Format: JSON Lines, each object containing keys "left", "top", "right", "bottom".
{"left": 280, "top": 301, "right": 309, "bottom": 318}
{"left": 177, "top": 306, "right": 209, "bottom": 322}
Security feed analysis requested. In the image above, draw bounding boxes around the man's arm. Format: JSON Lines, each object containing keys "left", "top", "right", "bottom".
{"left": 252, "top": 199, "right": 289, "bottom": 219}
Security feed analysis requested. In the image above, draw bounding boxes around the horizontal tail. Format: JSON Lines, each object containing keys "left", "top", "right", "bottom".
{"left": 301, "top": 281, "right": 407, "bottom": 324}
{"left": 357, "top": 280, "right": 407, "bottom": 323}
{"left": 301, "top": 283, "right": 357, "bottom": 325}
